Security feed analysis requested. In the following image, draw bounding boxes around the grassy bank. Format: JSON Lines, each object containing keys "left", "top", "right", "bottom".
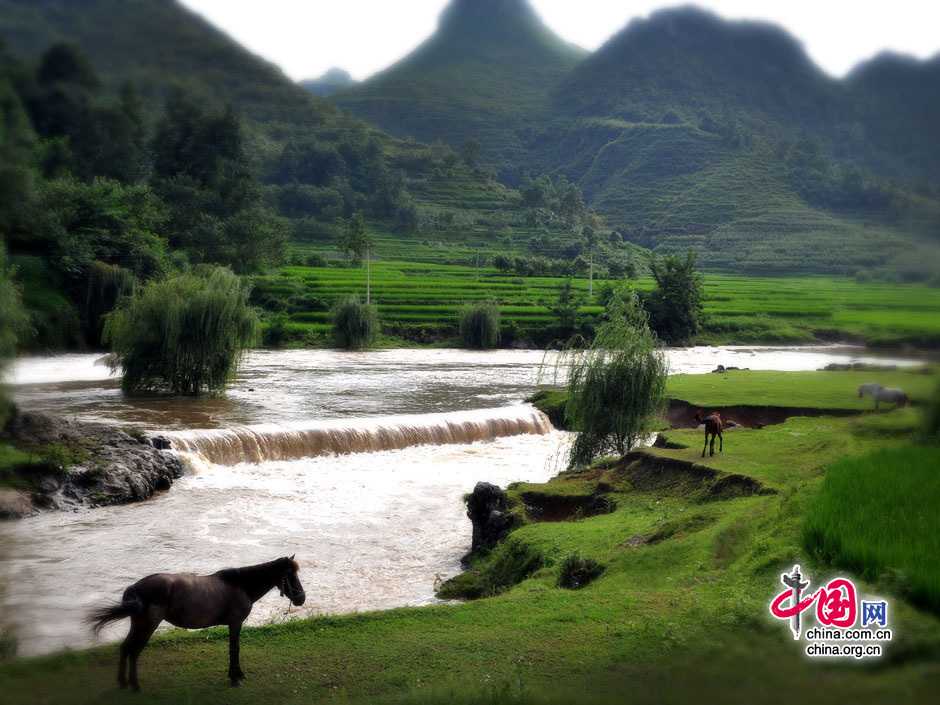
{"left": 251, "top": 260, "right": 940, "bottom": 348}
{"left": 531, "top": 368, "right": 939, "bottom": 427}
{"left": 3, "top": 371, "right": 940, "bottom": 703}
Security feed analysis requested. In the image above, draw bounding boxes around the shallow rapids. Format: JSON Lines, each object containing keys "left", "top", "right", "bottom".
{"left": 166, "top": 406, "right": 554, "bottom": 465}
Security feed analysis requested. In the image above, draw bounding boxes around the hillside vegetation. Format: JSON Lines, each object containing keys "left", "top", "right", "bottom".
{"left": 334, "top": 2, "right": 940, "bottom": 278}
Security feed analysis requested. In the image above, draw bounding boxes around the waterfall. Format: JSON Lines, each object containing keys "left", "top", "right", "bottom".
{"left": 161, "top": 405, "right": 554, "bottom": 466}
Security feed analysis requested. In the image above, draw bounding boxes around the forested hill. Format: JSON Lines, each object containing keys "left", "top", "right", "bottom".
{"left": 333, "top": 3, "right": 940, "bottom": 277}
{"left": 333, "top": 0, "right": 587, "bottom": 177}
{"left": 0, "top": 0, "right": 627, "bottom": 350}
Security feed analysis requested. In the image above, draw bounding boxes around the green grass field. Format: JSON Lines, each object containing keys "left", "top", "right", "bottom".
{"left": 804, "top": 446, "right": 940, "bottom": 612}
{"left": 252, "top": 259, "right": 940, "bottom": 347}
{"left": 666, "top": 369, "right": 938, "bottom": 410}
{"left": 3, "top": 372, "right": 940, "bottom": 704}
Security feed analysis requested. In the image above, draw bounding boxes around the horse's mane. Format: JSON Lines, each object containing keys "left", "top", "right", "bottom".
{"left": 216, "top": 557, "right": 294, "bottom": 587}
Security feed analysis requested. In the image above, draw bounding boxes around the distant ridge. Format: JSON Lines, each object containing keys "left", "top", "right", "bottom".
{"left": 300, "top": 67, "right": 357, "bottom": 97}
{"left": 334, "top": 0, "right": 586, "bottom": 174}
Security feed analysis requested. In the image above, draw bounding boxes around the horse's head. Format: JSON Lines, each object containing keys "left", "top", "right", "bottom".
{"left": 693, "top": 411, "right": 703, "bottom": 424}
{"left": 278, "top": 555, "right": 306, "bottom": 606}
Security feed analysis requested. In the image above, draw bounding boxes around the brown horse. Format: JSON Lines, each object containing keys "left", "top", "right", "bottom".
{"left": 694, "top": 411, "right": 724, "bottom": 457}
{"left": 88, "top": 556, "right": 305, "bottom": 690}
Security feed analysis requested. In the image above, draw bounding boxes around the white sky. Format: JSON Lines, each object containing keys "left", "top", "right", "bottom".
{"left": 180, "top": 0, "right": 940, "bottom": 81}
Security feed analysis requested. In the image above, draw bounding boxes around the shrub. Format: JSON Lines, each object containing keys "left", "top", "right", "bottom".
{"left": 923, "top": 384, "right": 940, "bottom": 443}
{"left": 437, "top": 538, "right": 543, "bottom": 600}
{"left": 104, "top": 266, "right": 259, "bottom": 395}
{"left": 557, "top": 553, "right": 605, "bottom": 590}
{"left": 263, "top": 313, "right": 291, "bottom": 348}
{"left": 332, "top": 296, "right": 378, "bottom": 350}
{"left": 459, "top": 301, "right": 500, "bottom": 349}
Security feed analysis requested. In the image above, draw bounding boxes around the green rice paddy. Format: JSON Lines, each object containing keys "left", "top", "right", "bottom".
{"left": 252, "top": 260, "right": 940, "bottom": 347}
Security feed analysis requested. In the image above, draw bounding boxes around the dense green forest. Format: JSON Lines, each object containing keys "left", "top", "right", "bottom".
{"left": 0, "top": 3, "right": 627, "bottom": 351}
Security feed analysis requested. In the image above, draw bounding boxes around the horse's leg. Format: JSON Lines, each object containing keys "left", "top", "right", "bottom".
{"left": 118, "top": 633, "right": 129, "bottom": 689}
{"left": 718, "top": 431, "right": 723, "bottom": 454}
{"left": 709, "top": 434, "right": 716, "bottom": 457}
{"left": 127, "top": 613, "right": 161, "bottom": 692}
{"left": 702, "top": 432, "right": 709, "bottom": 458}
{"left": 228, "top": 622, "right": 245, "bottom": 686}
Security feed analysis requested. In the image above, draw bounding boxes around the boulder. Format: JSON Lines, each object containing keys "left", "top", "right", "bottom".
{"left": 465, "top": 482, "right": 518, "bottom": 555}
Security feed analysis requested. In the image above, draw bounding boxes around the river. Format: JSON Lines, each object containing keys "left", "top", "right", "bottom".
{"left": 0, "top": 345, "right": 918, "bottom": 656}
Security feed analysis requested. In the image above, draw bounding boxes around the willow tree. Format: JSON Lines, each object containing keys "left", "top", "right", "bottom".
{"left": 459, "top": 301, "right": 500, "bottom": 349}
{"left": 332, "top": 296, "right": 378, "bottom": 350}
{"left": 561, "top": 292, "right": 667, "bottom": 468}
{"left": 104, "top": 266, "right": 259, "bottom": 396}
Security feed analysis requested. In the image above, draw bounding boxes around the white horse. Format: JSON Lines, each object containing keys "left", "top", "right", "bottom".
{"left": 874, "top": 387, "right": 908, "bottom": 410}
{"left": 858, "top": 382, "right": 882, "bottom": 399}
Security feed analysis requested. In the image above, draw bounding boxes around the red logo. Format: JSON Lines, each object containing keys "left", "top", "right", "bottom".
{"left": 770, "top": 565, "right": 858, "bottom": 639}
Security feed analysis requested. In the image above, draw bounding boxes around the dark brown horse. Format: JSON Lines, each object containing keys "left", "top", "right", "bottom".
{"left": 694, "top": 411, "right": 724, "bottom": 457}
{"left": 88, "top": 556, "right": 305, "bottom": 690}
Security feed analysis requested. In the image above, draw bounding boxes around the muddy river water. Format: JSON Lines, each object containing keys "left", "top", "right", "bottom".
{"left": 0, "top": 346, "right": 918, "bottom": 656}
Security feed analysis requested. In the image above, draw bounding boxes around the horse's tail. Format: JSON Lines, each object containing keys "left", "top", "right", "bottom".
{"left": 86, "top": 591, "right": 144, "bottom": 635}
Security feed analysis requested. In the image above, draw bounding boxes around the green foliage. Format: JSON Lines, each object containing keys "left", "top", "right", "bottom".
{"left": 262, "top": 312, "right": 291, "bottom": 348}
{"left": 331, "top": 296, "right": 378, "bottom": 350}
{"left": 557, "top": 553, "right": 605, "bottom": 590}
{"left": 458, "top": 301, "right": 500, "bottom": 349}
{"left": 338, "top": 213, "right": 373, "bottom": 264}
{"left": 923, "top": 384, "right": 940, "bottom": 443}
{"left": 646, "top": 251, "right": 703, "bottom": 344}
{"left": 437, "top": 538, "right": 544, "bottom": 600}
{"left": 804, "top": 446, "right": 940, "bottom": 612}
{"left": 549, "top": 279, "right": 580, "bottom": 339}
{"left": 151, "top": 90, "right": 287, "bottom": 273}
{"left": 0, "top": 245, "right": 27, "bottom": 424}
{"left": 562, "top": 294, "right": 667, "bottom": 467}
{"left": 104, "top": 267, "right": 259, "bottom": 396}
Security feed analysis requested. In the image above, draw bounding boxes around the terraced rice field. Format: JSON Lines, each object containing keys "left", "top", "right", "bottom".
{"left": 251, "top": 261, "right": 940, "bottom": 346}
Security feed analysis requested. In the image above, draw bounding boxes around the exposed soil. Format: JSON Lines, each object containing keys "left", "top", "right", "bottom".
{"left": 667, "top": 399, "right": 861, "bottom": 429}
{"left": 519, "top": 490, "right": 616, "bottom": 522}
{"left": 615, "top": 451, "right": 775, "bottom": 502}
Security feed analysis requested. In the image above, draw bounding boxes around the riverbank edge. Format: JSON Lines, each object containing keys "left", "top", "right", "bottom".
{"left": 0, "top": 409, "right": 183, "bottom": 519}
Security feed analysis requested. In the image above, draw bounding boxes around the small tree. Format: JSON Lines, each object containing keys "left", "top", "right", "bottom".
{"left": 646, "top": 251, "right": 704, "bottom": 344}
{"left": 459, "top": 302, "right": 500, "bottom": 349}
{"left": 562, "top": 293, "right": 667, "bottom": 468}
{"left": 332, "top": 296, "right": 378, "bottom": 350}
{"left": 550, "top": 279, "right": 581, "bottom": 339}
{"left": 104, "top": 267, "right": 259, "bottom": 396}
{"left": 339, "top": 213, "right": 376, "bottom": 303}
{"left": 460, "top": 139, "right": 481, "bottom": 169}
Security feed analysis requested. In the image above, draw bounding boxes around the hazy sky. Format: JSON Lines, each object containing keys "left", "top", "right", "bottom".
{"left": 180, "top": 0, "right": 940, "bottom": 81}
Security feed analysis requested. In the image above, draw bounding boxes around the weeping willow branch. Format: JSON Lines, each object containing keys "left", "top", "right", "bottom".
{"left": 550, "top": 293, "right": 668, "bottom": 468}
{"left": 104, "top": 266, "right": 259, "bottom": 396}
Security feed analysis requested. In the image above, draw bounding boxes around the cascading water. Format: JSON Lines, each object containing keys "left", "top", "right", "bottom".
{"left": 164, "top": 406, "right": 554, "bottom": 466}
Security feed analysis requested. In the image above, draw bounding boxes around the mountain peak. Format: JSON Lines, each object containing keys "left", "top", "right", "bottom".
{"left": 438, "top": 0, "right": 540, "bottom": 31}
